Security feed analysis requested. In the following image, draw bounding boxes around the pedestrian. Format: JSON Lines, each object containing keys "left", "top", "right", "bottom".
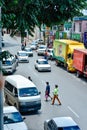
{"left": 21, "top": 44, "right": 25, "bottom": 50}
{"left": 44, "top": 50, "right": 48, "bottom": 60}
{"left": 45, "top": 82, "right": 52, "bottom": 101}
{"left": 28, "top": 76, "right": 32, "bottom": 81}
{"left": 51, "top": 85, "right": 61, "bottom": 105}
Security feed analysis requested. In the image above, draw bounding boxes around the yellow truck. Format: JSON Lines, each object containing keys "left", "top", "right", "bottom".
{"left": 53, "top": 39, "right": 85, "bottom": 72}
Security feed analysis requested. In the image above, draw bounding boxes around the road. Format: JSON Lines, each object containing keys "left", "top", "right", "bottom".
{"left": 3, "top": 37, "right": 87, "bottom": 130}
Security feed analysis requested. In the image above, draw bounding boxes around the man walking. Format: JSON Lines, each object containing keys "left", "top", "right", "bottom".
{"left": 45, "top": 82, "right": 52, "bottom": 101}
{"left": 52, "top": 85, "right": 61, "bottom": 105}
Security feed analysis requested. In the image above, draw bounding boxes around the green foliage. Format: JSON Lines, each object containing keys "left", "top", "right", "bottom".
{"left": 1, "top": 0, "right": 87, "bottom": 36}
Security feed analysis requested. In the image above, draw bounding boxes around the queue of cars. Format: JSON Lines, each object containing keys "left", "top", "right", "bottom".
{"left": 2, "top": 38, "right": 81, "bottom": 130}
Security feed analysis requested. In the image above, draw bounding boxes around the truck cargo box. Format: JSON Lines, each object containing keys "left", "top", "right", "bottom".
{"left": 73, "top": 49, "right": 87, "bottom": 77}
{"left": 53, "top": 39, "right": 85, "bottom": 72}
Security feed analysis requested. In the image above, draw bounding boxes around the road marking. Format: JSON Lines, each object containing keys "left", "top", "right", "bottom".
{"left": 68, "top": 106, "right": 79, "bottom": 118}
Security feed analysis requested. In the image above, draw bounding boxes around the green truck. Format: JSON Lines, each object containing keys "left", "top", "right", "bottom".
{"left": 53, "top": 39, "right": 85, "bottom": 72}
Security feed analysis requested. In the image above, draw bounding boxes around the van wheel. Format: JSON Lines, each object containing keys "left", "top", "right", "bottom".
{"left": 14, "top": 103, "right": 17, "bottom": 109}
{"left": 5, "top": 96, "right": 9, "bottom": 104}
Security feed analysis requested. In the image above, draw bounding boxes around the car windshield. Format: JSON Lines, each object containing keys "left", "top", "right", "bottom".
{"left": 4, "top": 112, "right": 23, "bottom": 124}
{"left": 25, "top": 48, "right": 32, "bottom": 51}
{"left": 19, "top": 53, "right": 27, "bottom": 56}
{"left": 19, "top": 87, "right": 39, "bottom": 97}
{"left": 39, "top": 47, "right": 46, "bottom": 49}
{"left": 63, "top": 126, "right": 80, "bottom": 130}
{"left": 38, "top": 60, "right": 48, "bottom": 64}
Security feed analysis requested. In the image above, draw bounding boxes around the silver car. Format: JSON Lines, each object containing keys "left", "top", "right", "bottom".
{"left": 34, "top": 58, "right": 51, "bottom": 72}
{"left": 24, "top": 47, "right": 33, "bottom": 57}
{"left": 17, "top": 51, "right": 29, "bottom": 63}
{"left": 37, "top": 45, "right": 47, "bottom": 56}
{"left": 44, "top": 117, "right": 80, "bottom": 130}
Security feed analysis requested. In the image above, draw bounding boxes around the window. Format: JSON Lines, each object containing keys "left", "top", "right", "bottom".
{"left": 5, "top": 81, "right": 14, "bottom": 92}
{"left": 79, "top": 23, "right": 82, "bottom": 32}
{"left": 73, "top": 23, "right": 75, "bottom": 32}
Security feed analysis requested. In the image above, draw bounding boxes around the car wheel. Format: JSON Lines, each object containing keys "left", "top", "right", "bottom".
{"left": 76, "top": 71, "right": 80, "bottom": 78}
{"left": 5, "top": 96, "right": 9, "bottom": 104}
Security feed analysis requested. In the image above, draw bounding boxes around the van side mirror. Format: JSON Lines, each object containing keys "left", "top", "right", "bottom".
{"left": 14, "top": 94, "right": 18, "bottom": 97}
{"left": 39, "top": 92, "right": 41, "bottom": 94}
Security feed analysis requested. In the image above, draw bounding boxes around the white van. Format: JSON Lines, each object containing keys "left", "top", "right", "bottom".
{"left": 4, "top": 75, "right": 41, "bottom": 112}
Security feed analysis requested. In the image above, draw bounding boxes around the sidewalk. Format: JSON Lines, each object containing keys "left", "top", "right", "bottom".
{"left": 3, "top": 34, "right": 21, "bottom": 45}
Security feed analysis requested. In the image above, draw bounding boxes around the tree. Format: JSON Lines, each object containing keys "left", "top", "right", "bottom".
{"left": 0, "top": 0, "right": 87, "bottom": 42}
{"left": 1, "top": 0, "right": 40, "bottom": 43}
{"left": 37, "top": 0, "right": 87, "bottom": 26}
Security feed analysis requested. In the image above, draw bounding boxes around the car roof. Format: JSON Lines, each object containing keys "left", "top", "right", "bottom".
{"left": 17, "top": 51, "right": 27, "bottom": 53}
{"left": 37, "top": 59, "right": 47, "bottom": 62}
{"left": 5, "top": 75, "right": 36, "bottom": 89}
{"left": 52, "top": 117, "right": 78, "bottom": 127}
{"left": 3, "top": 106, "right": 18, "bottom": 113}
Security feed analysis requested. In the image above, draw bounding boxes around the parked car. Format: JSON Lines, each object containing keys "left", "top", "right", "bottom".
{"left": 47, "top": 48, "right": 54, "bottom": 60}
{"left": 37, "top": 45, "right": 47, "bottom": 56}
{"left": 17, "top": 51, "right": 29, "bottom": 63}
{"left": 2, "top": 56, "right": 18, "bottom": 74}
{"left": 44, "top": 116, "right": 80, "bottom": 130}
{"left": 1, "top": 50, "right": 18, "bottom": 74}
{"left": 34, "top": 58, "right": 51, "bottom": 72}
{"left": 4, "top": 106, "right": 28, "bottom": 130}
{"left": 36, "top": 39, "right": 44, "bottom": 44}
{"left": 29, "top": 41, "right": 37, "bottom": 50}
{"left": 24, "top": 47, "right": 33, "bottom": 57}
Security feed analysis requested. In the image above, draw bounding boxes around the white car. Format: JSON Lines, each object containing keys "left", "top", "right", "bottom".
{"left": 37, "top": 45, "right": 47, "bottom": 56}
{"left": 47, "top": 48, "right": 54, "bottom": 60}
{"left": 24, "top": 47, "right": 33, "bottom": 57}
{"left": 4, "top": 106, "right": 28, "bottom": 130}
{"left": 17, "top": 51, "right": 29, "bottom": 63}
{"left": 34, "top": 58, "right": 51, "bottom": 72}
{"left": 29, "top": 41, "right": 37, "bottom": 50}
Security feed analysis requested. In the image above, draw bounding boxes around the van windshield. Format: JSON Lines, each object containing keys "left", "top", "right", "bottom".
{"left": 19, "top": 87, "right": 39, "bottom": 97}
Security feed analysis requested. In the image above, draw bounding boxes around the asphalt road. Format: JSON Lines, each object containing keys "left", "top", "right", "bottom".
{"left": 3, "top": 37, "right": 87, "bottom": 130}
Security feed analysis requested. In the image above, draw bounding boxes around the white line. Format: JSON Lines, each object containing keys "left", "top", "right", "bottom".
{"left": 68, "top": 106, "right": 79, "bottom": 118}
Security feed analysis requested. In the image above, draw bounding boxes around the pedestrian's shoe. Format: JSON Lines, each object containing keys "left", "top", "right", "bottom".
{"left": 51, "top": 103, "right": 54, "bottom": 105}
{"left": 59, "top": 103, "right": 61, "bottom": 105}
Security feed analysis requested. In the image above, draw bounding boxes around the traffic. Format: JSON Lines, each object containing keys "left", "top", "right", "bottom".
{"left": 1, "top": 35, "right": 87, "bottom": 130}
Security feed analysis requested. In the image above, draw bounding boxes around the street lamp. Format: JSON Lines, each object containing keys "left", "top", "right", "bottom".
{"left": 0, "top": 6, "right": 4, "bottom": 130}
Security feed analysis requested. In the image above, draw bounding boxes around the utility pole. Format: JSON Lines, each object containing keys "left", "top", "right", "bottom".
{"left": 0, "top": 6, "right": 4, "bottom": 130}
